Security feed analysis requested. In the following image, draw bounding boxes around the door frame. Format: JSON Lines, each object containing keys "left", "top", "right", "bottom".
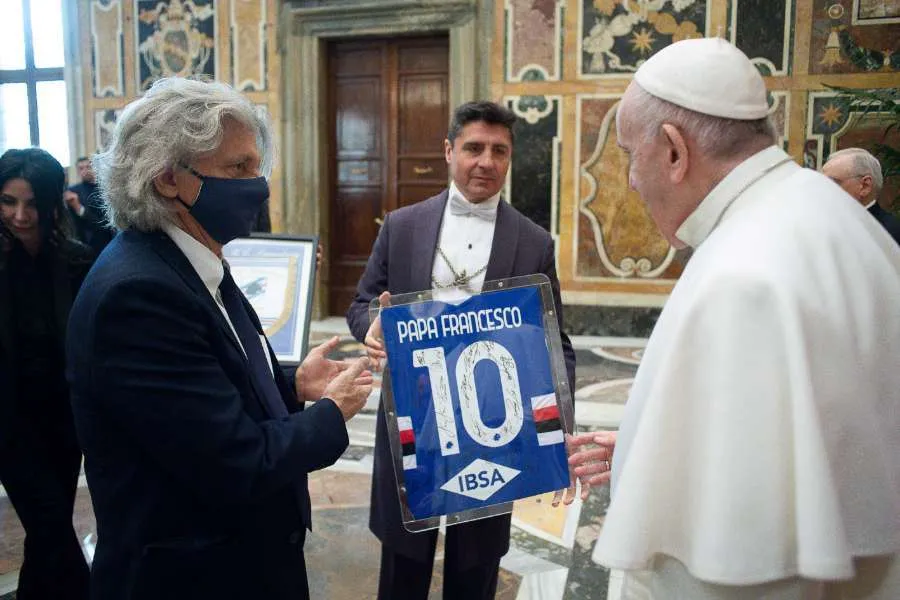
{"left": 280, "top": 0, "right": 490, "bottom": 316}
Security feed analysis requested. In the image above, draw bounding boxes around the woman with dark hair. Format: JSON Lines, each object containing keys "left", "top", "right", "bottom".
{"left": 0, "top": 148, "right": 92, "bottom": 600}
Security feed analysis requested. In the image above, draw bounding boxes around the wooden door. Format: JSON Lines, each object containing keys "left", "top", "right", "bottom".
{"left": 327, "top": 36, "right": 449, "bottom": 316}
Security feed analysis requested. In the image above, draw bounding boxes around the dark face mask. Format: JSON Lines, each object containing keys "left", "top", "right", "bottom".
{"left": 177, "top": 164, "right": 269, "bottom": 245}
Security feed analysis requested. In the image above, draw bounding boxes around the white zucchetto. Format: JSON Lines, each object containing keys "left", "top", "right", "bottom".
{"left": 634, "top": 37, "right": 769, "bottom": 120}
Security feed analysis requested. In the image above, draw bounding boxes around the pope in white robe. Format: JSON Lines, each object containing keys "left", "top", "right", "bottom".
{"left": 568, "top": 38, "right": 900, "bottom": 599}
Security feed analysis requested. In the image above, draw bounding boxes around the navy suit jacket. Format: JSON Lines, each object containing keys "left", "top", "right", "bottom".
{"left": 346, "top": 190, "right": 576, "bottom": 569}
{"left": 869, "top": 203, "right": 900, "bottom": 246}
{"left": 67, "top": 230, "right": 348, "bottom": 600}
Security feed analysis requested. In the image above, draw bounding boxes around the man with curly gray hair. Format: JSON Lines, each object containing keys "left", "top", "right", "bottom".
{"left": 66, "top": 77, "right": 372, "bottom": 600}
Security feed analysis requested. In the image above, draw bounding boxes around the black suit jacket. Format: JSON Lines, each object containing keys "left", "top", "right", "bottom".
{"left": 346, "top": 190, "right": 576, "bottom": 570}
{"left": 869, "top": 203, "right": 900, "bottom": 246}
{"left": 0, "top": 237, "right": 93, "bottom": 448}
{"left": 66, "top": 230, "right": 349, "bottom": 600}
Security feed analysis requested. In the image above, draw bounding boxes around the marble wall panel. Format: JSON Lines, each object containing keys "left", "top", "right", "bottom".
{"left": 768, "top": 90, "right": 791, "bottom": 150}
{"left": 231, "top": 0, "right": 267, "bottom": 91}
{"left": 505, "top": 95, "right": 561, "bottom": 234}
{"left": 810, "top": 0, "right": 900, "bottom": 73}
{"left": 94, "top": 109, "right": 121, "bottom": 151}
{"left": 728, "top": 0, "right": 793, "bottom": 75}
{"left": 579, "top": 0, "right": 709, "bottom": 78}
{"left": 135, "top": 0, "right": 217, "bottom": 92}
{"left": 505, "top": 0, "right": 563, "bottom": 81}
{"left": 91, "top": 0, "right": 125, "bottom": 97}
{"left": 575, "top": 95, "right": 681, "bottom": 281}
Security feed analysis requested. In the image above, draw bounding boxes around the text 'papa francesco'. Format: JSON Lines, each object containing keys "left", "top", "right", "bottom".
{"left": 396, "top": 307, "right": 524, "bottom": 344}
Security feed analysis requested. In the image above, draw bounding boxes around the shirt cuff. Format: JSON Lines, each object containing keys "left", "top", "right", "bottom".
{"left": 77, "top": 205, "right": 86, "bottom": 217}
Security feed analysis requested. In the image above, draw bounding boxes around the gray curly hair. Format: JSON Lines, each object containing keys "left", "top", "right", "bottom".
{"left": 93, "top": 77, "right": 275, "bottom": 232}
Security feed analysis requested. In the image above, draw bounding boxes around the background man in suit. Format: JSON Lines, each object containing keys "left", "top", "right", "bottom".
{"left": 822, "top": 147, "right": 900, "bottom": 245}
{"left": 63, "top": 157, "right": 116, "bottom": 255}
{"left": 67, "top": 77, "right": 372, "bottom": 600}
{"left": 347, "top": 101, "right": 577, "bottom": 600}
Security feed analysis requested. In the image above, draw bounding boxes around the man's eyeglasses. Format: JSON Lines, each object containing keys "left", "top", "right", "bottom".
{"left": 828, "top": 173, "right": 869, "bottom": 185}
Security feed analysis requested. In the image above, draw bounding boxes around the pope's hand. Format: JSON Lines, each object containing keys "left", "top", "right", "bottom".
{"left": 567, "top": 431, "right": 617, "bottom": 487}
{"left": 322, "top": 357, "right": 373, "bottom": 421}
{"left": 551, "top": 433, "right": 594, "bottom": 507}
{"left": 364, "top": 291, "right": 391, "bottom": 372}
{"left": 295, "top": 336, "right": 373, "bottom": 402}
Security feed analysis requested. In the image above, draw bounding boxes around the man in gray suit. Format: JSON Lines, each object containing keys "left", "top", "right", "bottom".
{"left": 346, "top": 101, "right": 576, "bottom": 599}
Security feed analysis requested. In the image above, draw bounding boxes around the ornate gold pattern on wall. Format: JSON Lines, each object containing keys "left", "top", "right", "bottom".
{"left": 79, "top": 0, "right": 283, "bottom": 231}
{"left": 576, "top": 96, "right": 679, "bottom": 280}
{"left": 495, "top": 0, "right": 899, "bottom": 305}
{"left": 810, "top": 0, "right": 899, "bottom": 73}
{"left": 136, "top": 0, "right": 217, "bottom": 91}
{"left": 578, "top": 0, "right": 710, "bottom": 78}
{"left": 91, "top": 0, "right": 125, "bottom": 97}
{"left": 231, "top": 0, "right": 266, "bottom": 91}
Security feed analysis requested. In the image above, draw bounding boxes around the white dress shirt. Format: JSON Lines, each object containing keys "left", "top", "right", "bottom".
{"left": 431, "top": 181, "right": 499, "bottom": 300}
{"left": 162, "top": 223, "right": 273, "bottom": 374}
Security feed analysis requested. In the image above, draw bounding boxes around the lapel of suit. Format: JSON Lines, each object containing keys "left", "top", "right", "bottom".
{"left": 484, "top": 200, "right": 519, "bottom": 282}
{"left": 408, "top": 190, "right": 449, "bottom": 293}
{"left": 145, "top": 231, "right": 246, "bottom": 361}
{"left": 147, "top": 231, "right": 283, "bottom": 418}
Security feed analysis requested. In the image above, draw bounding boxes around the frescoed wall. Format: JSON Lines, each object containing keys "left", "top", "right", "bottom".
{"left": 494, "top": 0, "right": 899, "bottom": 309}
{"left": 77, "top": 0, "right": 283, "bottom": 229}
{"left": 78, "top": 0, "right": 900, "bottom": 314}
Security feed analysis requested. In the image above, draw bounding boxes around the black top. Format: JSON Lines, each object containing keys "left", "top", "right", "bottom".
{"left": 8, "top": 243, "right": 67, "bottom": 412}
{"left": 0, "top": 236, "right": 93, "bottom": 440}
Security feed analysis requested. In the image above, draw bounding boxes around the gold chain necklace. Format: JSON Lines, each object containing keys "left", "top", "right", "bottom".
{"left": 431, "top": 246, "right": 488, "bottom": 290}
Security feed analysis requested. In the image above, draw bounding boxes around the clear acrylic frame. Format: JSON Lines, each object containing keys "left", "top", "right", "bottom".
{"left": 370, "top": 274, "right": 575, "bottom": 532}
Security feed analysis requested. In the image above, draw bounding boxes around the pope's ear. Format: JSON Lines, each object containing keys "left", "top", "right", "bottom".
{"left": 660, "top": 123, "right": 689, "bottom": 184}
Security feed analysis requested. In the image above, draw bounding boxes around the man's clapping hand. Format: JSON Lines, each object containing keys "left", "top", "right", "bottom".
{"left": 295, "top": 336, "right": 373, "bottom": 420}
{"left": 322, "top": 356, "right": 372, "bottom": 421}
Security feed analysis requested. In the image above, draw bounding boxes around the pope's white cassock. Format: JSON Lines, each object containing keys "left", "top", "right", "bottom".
{"left": 593, "top": 42, "right": 900, "bottom": 600}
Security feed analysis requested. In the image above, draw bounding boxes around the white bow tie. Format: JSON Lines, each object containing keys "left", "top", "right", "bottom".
{"left": 449, "top": 193, "right": 498, "bottom": 222}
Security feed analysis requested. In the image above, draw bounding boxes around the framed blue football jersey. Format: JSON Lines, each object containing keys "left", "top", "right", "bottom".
{"left": 373, "top": 275, "right": 574, "bottom": 531}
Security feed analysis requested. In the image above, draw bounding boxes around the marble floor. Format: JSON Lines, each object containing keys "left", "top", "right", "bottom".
{"left": 0, "top": 319, "right": 641, "bottom": 599}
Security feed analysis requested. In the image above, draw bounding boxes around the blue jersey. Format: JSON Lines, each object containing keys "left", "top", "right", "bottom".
{"left": 381, "top": 286, "right": 569, "bottom": 520}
